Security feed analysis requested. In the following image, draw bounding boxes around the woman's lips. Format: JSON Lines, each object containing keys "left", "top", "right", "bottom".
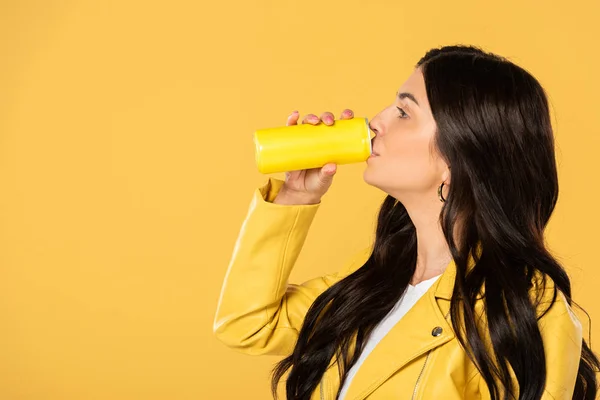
{"left": 371, "top": 139, "right": 380, "bottom": 156}
{"left": 371, "top": 146, "right": 380, "bottom": 156}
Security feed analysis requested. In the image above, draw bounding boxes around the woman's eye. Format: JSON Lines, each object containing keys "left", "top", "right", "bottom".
{"left": 396, "top": 107, "right": 408, "bottom": 119}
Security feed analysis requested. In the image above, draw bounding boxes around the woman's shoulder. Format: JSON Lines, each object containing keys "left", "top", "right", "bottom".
{"left": 470, "top": 269, "right": 581, "bottom": 333}
{"left": 529, "top": 270, "right": 581, "bottom": 328}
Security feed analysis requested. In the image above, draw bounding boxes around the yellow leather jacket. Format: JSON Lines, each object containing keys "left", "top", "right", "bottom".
{"left": 214, "top": 178, "right": 583, "bottom": 399}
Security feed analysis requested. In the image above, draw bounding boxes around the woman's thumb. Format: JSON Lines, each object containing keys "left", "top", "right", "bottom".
{"left": 319, "top": 163, "right": 337, "bottom": 181}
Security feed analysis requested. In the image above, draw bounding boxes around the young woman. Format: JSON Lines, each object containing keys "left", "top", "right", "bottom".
{"left": 213, "top": 45, "right": 599, "bottom": 399}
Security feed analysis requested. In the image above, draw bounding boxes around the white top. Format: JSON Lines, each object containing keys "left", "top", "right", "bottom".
{"left": 337, "top": 274, "right": 442, "bottom": 400}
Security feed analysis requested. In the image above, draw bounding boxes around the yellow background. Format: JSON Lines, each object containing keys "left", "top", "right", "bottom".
{"left": 1, "top": 1, "right": 598, "bottom": 399}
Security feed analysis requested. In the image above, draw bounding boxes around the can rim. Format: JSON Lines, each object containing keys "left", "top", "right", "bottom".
{"left": 364, "top": 117, "right": 373, "bottom": 155}
{"left": 253, "top": 132, "right": 263, "bottom": 173}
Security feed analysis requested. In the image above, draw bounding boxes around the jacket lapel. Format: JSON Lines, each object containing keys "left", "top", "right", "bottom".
{"left": 342, "top": 258, "right": 458, "bottom": 400}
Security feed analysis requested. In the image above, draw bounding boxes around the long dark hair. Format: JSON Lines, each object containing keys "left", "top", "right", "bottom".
{"left": 271, "top": 45, "right": 600, "bottom": 400}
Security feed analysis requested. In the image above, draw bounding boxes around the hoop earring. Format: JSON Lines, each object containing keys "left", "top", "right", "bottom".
{"left": 438, "top": 182, "right": 447, "bottom": 203}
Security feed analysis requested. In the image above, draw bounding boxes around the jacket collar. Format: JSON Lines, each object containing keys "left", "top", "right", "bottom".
{"left": 433, "top": 257, "right": 456, "bottom": 300}
{"left": 434, "top": 243, "right": 481, "bottom": 300}
{"left": 341, "top": 245, "right": 480, "bottom": 400}
{"left": 342, "top": 277, "right": 455, "bottom": 400}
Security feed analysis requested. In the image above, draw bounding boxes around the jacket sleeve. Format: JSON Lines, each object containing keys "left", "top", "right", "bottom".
{"left": 478, "top": 276, "right": 583, "bottom": 399}
{"left": 213, "top": 177, "right": 370, "bottom": 356}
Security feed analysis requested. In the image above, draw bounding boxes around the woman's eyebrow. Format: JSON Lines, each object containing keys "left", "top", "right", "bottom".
{"left": 396, "top": 91, "right": 420, "bottom": 107}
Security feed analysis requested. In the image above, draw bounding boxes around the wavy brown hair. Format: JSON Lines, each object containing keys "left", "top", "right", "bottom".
{"left": 271, "top": 45, "right": 600, "bottom": 400}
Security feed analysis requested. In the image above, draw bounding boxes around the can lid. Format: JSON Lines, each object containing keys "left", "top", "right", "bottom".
{"left": 253, "top": 132, "right": 263, "bottom": 172}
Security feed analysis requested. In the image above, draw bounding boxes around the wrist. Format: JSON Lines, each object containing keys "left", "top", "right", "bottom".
{"left": 273, "top": 188, "right": 322, "bottom": 205}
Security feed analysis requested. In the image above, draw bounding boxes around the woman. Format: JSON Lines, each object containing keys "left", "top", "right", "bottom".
{"left": 213, "top": 45, "right": 600, "bottom": 399}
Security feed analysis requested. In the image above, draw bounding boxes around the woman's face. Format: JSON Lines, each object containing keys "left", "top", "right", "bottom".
{"left": 364, "top": 67, "right": 450, "bottom": 202}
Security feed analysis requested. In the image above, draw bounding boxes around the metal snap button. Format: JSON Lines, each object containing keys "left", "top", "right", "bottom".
{"left": 431, "top": 326, "right": 443, "bottom": 337}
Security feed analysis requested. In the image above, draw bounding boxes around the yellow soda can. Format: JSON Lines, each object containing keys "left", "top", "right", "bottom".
{"left": 253, "top": 117, "right": 374, "bottom": 174}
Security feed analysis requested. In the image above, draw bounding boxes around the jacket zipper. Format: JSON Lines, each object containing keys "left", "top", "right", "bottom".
{"left": 411, "top": 350, "right": 431, "bottom": 400}
{"left": 322, "top": 349, "right": 432, "bottom": 400}
{"left": 410, "top": 310, "right": 451, "bottom": 399}
{"left": 412, "top": 308, "right": 449, "bottom": 400}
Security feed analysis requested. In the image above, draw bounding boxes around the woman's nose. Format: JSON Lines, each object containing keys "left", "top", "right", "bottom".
{"left": 369, "top": 122, "right": 380, "bottom": 136}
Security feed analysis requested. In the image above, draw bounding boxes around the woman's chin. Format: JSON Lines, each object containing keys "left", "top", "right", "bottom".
{"left": 362, "top": 166, "right": 377, "bottom": 187}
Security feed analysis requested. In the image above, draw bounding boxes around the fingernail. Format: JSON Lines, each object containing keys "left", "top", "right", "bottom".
{"left": 325, "top": 116, "right": 333, "bottom": 124}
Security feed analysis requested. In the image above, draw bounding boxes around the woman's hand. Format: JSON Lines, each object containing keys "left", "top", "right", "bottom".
{"left": 273, "top": 109, "right": 355, "bottom": 205}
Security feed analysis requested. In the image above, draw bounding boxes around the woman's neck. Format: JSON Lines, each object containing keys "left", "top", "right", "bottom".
{"left": 402, "top": 196, "right": 454, "bottom": 285}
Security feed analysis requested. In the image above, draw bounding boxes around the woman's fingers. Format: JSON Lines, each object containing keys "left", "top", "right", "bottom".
{"left": 302, "top": 113, "right": 321, "bottom": 125}
{"left": 320, "top": 112, "right": 335, "bottom": 125}
{"left": 286, "top": 110, "right": 299, "bottom": 126}
{"left": 293, "top": 109, "right": 354, "bottom": 126}
{"left": 340, "top": 109, "right": 354, "bottom": 120}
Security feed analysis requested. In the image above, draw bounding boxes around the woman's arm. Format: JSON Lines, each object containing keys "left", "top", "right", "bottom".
{"left": 213, "top": 177, "right": 369, "bottom": 356}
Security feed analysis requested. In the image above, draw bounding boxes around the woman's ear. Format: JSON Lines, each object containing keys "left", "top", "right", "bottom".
{"left": 442, "top": 165, "right": 451, "bottom": 185}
